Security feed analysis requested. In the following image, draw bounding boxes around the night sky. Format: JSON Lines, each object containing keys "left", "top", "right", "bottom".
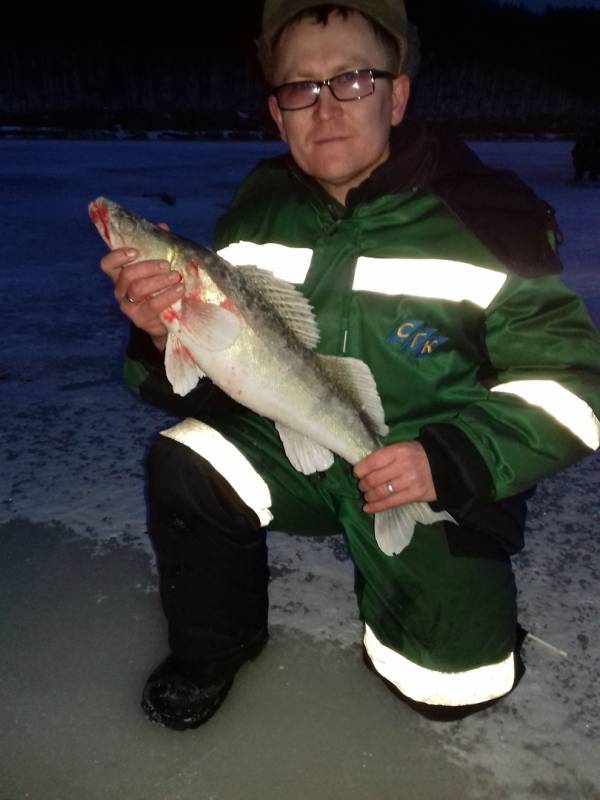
{"left": 4, "top": 0, "right": 598, "bottom": 132}
{"left": 510, "top": 0, "right": 600, "bottom": 8}
{"left": 9, "top": 1, "right": 600, "bottom": 49}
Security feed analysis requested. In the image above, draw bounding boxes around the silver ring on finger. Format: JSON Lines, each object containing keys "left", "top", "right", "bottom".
{"left": 386, "top": 481, "right": 394, "bottom": 496}
{"left": 126, "top": 293, "right": 135, "bottom": 304}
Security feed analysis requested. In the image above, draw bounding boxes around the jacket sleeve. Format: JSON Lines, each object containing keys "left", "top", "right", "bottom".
{"left": 421, "top": 273, "right": 600, "bottom": 504}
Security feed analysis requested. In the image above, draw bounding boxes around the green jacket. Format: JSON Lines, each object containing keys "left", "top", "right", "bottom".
{"left": 125, "top": 121, "right": 600, "bottom": 550}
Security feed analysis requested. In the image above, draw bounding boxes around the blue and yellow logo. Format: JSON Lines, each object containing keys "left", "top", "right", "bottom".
{"left": 386, "top": 319, "right": 448, "bottom": 357}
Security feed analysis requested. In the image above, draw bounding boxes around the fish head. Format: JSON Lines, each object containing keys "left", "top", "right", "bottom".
{"left": 88, "top": 197, "right": 225, "bottom": 295}
{"left": 88, "top": 196, "right": 173, "bottom": 263}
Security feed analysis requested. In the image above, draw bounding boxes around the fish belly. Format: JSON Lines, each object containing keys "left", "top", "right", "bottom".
{"left": 179, "top": 323, "right": 375, "bottom": 466}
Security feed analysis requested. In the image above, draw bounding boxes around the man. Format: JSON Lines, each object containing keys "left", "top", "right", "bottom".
{"left": 101, "top": 0, "right": 600, "bottom": 730}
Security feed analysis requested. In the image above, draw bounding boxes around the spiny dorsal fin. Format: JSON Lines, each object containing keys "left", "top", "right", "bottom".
{"left": 316, "top": 355, "right": 388, "bottom": 437}
{"left": 237, "top": 264, "right": 319, "bottom": 350}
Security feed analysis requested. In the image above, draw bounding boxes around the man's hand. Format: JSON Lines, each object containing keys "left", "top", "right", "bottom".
{"left": 353, "top": 441, "right": 436, "bottom": 513}
{"left": 99, "top": 224, "right": 183, "bottom": 351}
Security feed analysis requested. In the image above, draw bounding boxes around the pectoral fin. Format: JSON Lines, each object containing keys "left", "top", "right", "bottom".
{"left": 275, "top": 422, "right": 334, "bottom": 474}
{"left": 375, "top": 503, "right": 456, "bottom": 556}
{"left": 179, "top": 299, "right": 241, "bottom": 352}
{"left": 165, "top": 334, "right": 206, "bottom": 397}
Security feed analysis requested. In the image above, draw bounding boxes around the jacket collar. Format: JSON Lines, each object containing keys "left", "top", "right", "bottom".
{"left": 285, "top": 118, "right": 475, "bottom": 209}
{"left": 284, "top": 117, "right": 562, "bottom": 276}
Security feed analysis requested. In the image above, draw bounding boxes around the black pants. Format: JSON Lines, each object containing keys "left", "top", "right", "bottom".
{"left": 146, "top": 433, "right": 526, "bottom": 720}
{"left": 147, "top": 435, "right": 269, "bottom": 669}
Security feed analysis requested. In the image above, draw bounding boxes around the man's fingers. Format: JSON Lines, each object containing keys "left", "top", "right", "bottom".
{"left": 122, "top": 270, "right": 182, "bottom": 304}
{"left": 356, "top": 464, "right": 397, "bottom": 493}
{"left": 353, "top": 447, "right": 396, "bottom": 478}
{"left": 363, "top": 494, "right": 414, "bottom": 514}
{"left": 113, "top": 260, "right": 172, "bottom": 303}
{"left": 354, "top": 441, "right": 436, "bottom": 511}
{"left": 362, "top": 477, "right": 417, "bottom": 507}
{"left": 100, "top": 247, "right": 138, "bottom": 282}
{"left": 120, "top": 282, "right": 185, "bottom": 322}
{"left": 363, "top": 481, "right": 399, "bottom": 504}
{"left": 143, "top": 283, "right": 185, "bottom": 315}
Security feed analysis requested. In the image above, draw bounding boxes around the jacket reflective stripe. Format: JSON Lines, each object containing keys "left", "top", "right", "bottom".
{"left": 353, "top": 257, "right": 507, "bottom": 308}
{"left": 491, "top": 380, "right": 600, "bottom": 450}
{"left": 217, "top": 241, "right": 313, "bottom": 284}
{"left": 160, "top": 419, "right": 273, "bottom": 527}
{"left": 364, "top": 624, "right": 515, "bottom": 706}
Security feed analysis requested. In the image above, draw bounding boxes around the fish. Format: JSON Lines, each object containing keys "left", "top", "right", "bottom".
{"left": 89, "top": 196, "right": 454, "bottom": 555}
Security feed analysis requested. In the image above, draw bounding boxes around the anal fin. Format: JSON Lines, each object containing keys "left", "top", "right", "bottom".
{"left": 275, "top": 422, "right": 334, "bottom": 474}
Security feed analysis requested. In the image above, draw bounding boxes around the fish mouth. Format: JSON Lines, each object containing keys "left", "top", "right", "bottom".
{"left": 89, "top": 199, "right": 113, "bottom": 247}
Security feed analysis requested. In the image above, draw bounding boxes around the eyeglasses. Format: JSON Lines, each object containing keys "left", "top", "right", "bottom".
{"left": 272, "top": 68, "right": 395, "bottom": 111}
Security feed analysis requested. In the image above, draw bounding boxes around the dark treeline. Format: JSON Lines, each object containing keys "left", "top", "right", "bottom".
{"left": 407, "top": 0, "right": 600, "bottom": 132}
{"left": 2, "top": 1, "right": 599, "bottom": 135}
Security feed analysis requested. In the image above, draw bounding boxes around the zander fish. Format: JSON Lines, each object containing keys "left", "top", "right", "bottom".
{"left": 89, "top": 196, "right": 454, "bottom": 555}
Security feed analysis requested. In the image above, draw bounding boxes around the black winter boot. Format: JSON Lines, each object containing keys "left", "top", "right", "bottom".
{"left": 141, "top": 629, "right": 268, "bottom": 730}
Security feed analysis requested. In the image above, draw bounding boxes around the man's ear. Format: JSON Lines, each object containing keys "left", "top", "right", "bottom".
{"left": 391, "top": 75, "right": 410, "bottom": 127}
{"left": 268, "top": 94, "right": 288, "bottom": 143}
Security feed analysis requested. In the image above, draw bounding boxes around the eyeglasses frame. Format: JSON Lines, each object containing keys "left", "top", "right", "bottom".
{"left": 272, "top": 68, "right": 396, "bottom": 111}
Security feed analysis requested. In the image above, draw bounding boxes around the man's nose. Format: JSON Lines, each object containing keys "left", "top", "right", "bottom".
{"left": 313, "top": 85, "right": 343, "bottom": 119}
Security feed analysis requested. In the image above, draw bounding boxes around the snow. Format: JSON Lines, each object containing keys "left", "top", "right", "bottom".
{"left": 0, "top": 138, "right": 599, "bottom": 799}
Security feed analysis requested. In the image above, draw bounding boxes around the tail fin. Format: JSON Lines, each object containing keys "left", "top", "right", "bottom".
{"left": 374, "top": 503, "right": 456, "bottom": 556}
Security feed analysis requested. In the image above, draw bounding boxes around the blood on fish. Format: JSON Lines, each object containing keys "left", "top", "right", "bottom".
{"left": 163, "top": 308, "right": 179, "bottom": 324}
{"left": 186, "top": 291, "right": 204, "bottom": 303}
{"left": 220, "top": 297, "right": 238, "bottom": 313}
{"left": 173, "top": 338, "right": 192, "bottom": 359}
{"left": 89, "top": 203, "right": 111, "bottom": 246}
{"left": 182, "top": 261, "right": 238, "bottom": 316}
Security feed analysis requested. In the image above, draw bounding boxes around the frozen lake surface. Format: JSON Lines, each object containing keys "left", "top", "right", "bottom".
{"left": 1, "top": 138, "right": 599, "bottom": 799}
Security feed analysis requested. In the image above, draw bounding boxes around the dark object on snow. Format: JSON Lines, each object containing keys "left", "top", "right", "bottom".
{"left": 142, "top": 191, "right": 177, "bottom": 206}
{"left": 572, "top": 134, "right": 600, "bottom": 183}
{"left": 141, "top": 632, "right": 268, "bottom": 730}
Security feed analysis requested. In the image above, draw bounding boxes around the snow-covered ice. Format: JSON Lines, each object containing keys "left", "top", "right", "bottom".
{"left": 0, "top": 138, "right": 599, "bottom": 799}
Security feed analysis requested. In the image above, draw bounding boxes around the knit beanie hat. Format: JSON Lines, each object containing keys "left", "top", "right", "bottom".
{"left": 257, "top": 0, "right": 410, "bottom": 84}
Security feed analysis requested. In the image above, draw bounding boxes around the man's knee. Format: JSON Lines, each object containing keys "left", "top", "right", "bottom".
{"left": 363, "top": 623, "right": 527, "bottom": 721}
{"left": 147, "top": 424, "right": 269, "bottom": 539}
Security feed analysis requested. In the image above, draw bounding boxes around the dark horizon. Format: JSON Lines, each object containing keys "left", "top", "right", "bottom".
{"left": 3, "top": 1, "right": 599, "bottom": 135}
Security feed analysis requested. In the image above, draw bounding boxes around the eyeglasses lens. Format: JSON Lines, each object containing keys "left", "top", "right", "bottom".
{"left": 276, "top": 70, "right": 375, "bottom": 110}
{"left": 331, "top": 71, "right": 373, "bottom": 100}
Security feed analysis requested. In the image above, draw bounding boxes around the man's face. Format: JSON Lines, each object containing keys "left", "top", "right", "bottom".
{"left": 268, "top": 10, "right": 410, "bottom": 205}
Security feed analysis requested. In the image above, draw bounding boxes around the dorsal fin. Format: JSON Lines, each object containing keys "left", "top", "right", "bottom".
{"left": 237, "top": 264, "right": 319, "bottom": 350}
{"left": 317, "top": 355, "right": 388, "bottom": 437}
